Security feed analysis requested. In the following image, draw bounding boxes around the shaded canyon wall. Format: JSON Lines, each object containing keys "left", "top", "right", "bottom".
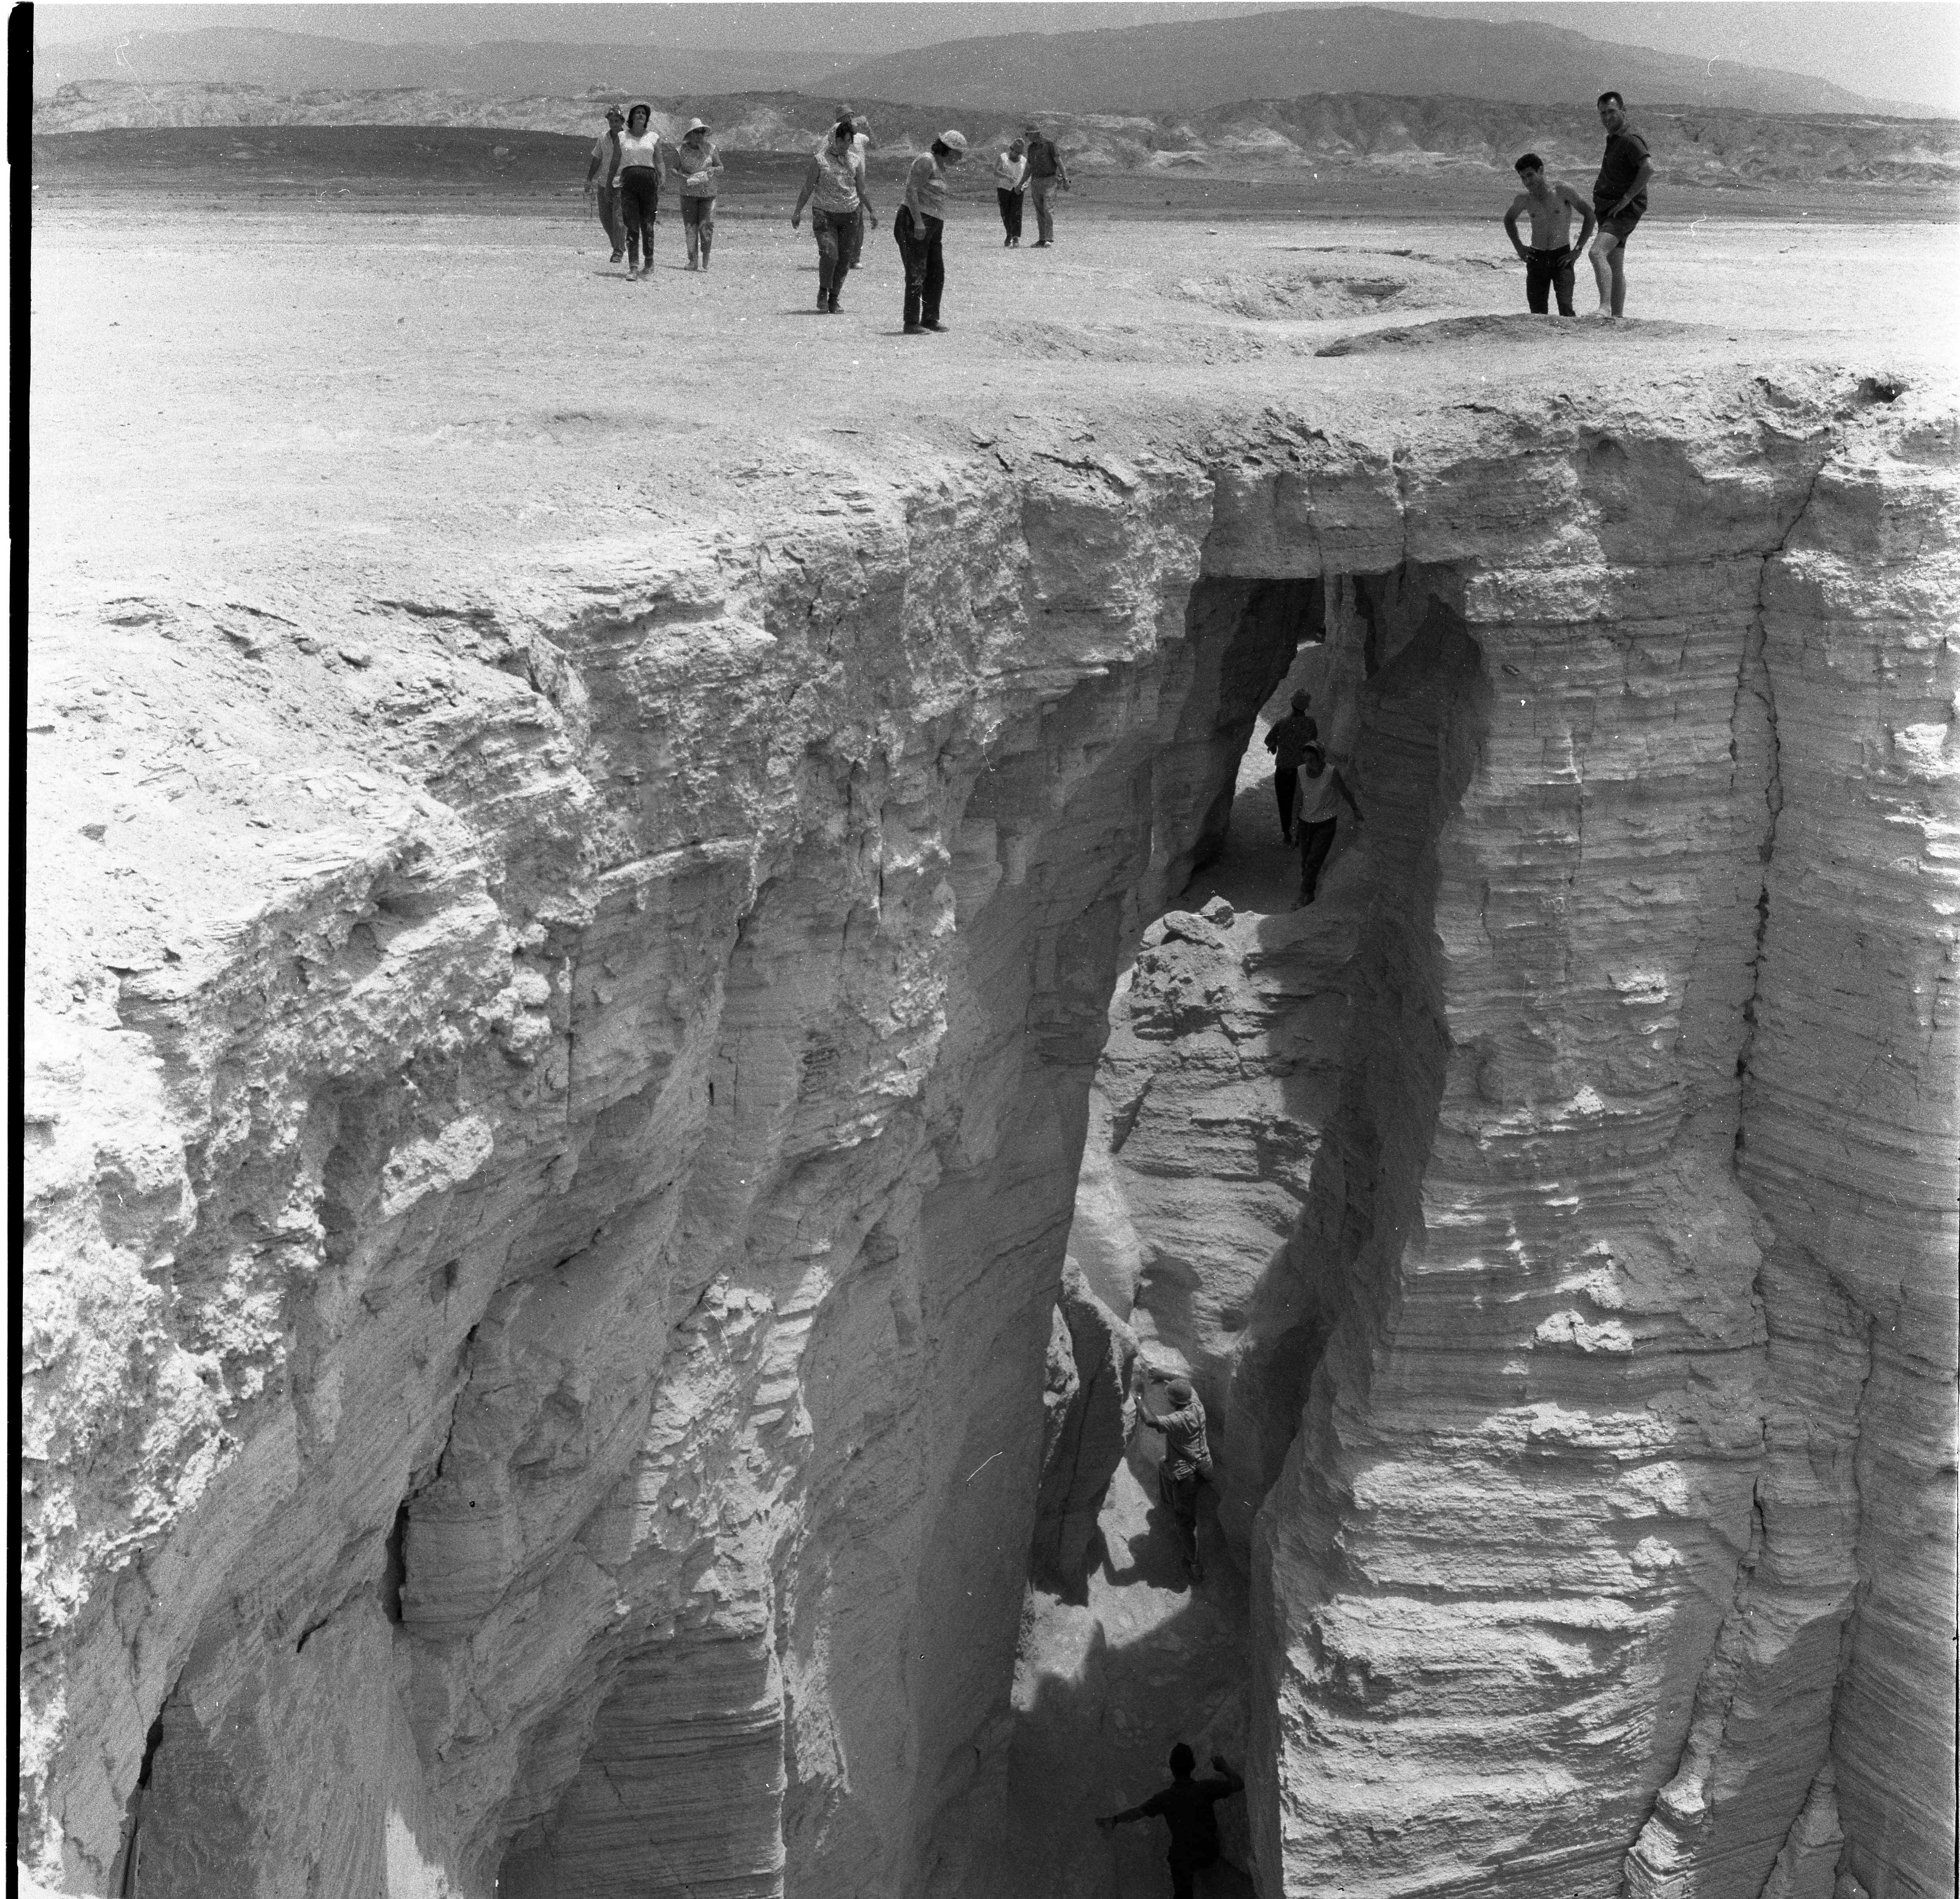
{"left": 21, "top": 375, "right": 1956, "bottom": 1899}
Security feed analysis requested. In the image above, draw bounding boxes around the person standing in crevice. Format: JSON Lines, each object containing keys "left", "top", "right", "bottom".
{"left": 1292, "top": 740, "right": 1363, "bottom": 908}
{"left": 1097, "top": 1745, "right": 1246, "bottom": 1899}
{"left": 1135, "top": 1372, "right": 1212, "bottom": 1582}
{"left": 1263, "top": 689, "right": 1319, "bottom": 845}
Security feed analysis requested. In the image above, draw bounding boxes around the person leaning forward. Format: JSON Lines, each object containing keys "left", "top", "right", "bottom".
{"left": 1135, "top": 1372, "right": 1212, "bottom": 1582}
{"left": 1022, "top": 121, "right": 1071, "bottom": 246}
{"left": 897, "top": 130, "right": 968, "bottom": 334}
{"left": 1589, "top": 90, "right": 1655, "bottom": 318}
{"left": 1504, "top": 151, "right": 1594, "bottom": 316}
{"left": 1292, "top": 740, "right": 1363, "bottom": 908}
{"left": 583, "top": 106, "right": 626, "bottom": 263}
{"left": 1098, "top": 1744, "right": 1246, "bottom": 1899}
{"left": 792, "top": 116, "right": 876, "bottom": 314}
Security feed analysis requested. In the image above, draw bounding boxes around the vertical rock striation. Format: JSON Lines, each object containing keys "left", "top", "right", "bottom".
{"left": 22, "top": 373, "right": 1954, "bottom": 1899}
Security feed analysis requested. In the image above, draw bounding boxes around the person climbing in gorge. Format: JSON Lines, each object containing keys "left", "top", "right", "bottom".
{"left": 1096, "top": 1743, "right": 1246, "bottom": 1898}
{"left": 1262, "top": 688, "right": 1319, "bottom": 845}
{"left": 1292, "top": 740, "right": 1363, "bottom": 908}
{"left": 1135, "top": 1370, "right": 1212, "bottom": 1583}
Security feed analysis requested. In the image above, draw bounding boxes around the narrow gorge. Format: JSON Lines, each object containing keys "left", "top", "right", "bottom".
{"left": 23, "top": 370, "right": 1956, "bottom": 1899}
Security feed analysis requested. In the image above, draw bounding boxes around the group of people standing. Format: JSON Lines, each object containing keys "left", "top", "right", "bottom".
{"left": 1501, "top": 89, "right": 1655, "bottom": 317}
{"left": 991, "top": 124, "right": 1073, "bottom": 246}
{"left": 584, "top": 102, "right": 724, "bottom": 275}
{"left": 581, "top": 101, "right": 1076, "bottom": 333}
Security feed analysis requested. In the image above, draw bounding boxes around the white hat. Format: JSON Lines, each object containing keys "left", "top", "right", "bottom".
{"left": 686, "top": 118, "right": 709, "bottom": 133}
{"left": 939, "top": 129, "right": 969, "bottom": 153}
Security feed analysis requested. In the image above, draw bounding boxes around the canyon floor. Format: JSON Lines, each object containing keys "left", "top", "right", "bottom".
{"left": 25, "top": 198, "right": 1956, "bottom": 1899}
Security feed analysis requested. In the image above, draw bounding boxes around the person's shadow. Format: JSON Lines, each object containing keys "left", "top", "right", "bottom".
{"left": 1098, "top": 1454, "right": 1199, "bottom": 1592}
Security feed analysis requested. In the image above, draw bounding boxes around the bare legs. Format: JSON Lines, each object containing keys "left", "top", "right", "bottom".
{"left": 1589, "top": 231, "right": 1627, "bottom": 317}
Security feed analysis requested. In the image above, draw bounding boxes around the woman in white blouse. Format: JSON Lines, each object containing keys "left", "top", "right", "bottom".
{"left": 614, "top": 103, "right": 664, "bottom": 280}
{"left": 994, "top": 139, "right": 1026, "bottom": 247}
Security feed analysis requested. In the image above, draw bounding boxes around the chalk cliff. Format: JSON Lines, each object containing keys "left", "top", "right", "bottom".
{"left": 21, "top": 369, "right": 1956, "bottom": 1899}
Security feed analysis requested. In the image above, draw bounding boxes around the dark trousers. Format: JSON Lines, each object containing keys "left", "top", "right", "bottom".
{"left": 895, "top": 210, "right": 945, "bottom": 327}
{"left": 997, "top": 187, "right": 1023, "bottom": 240}
{"left": 813, "top": 208, "right": 857, "bottom": 297}
{"left": 1030, "top": 173, "right": 1058, "bottom": 241}
{"left": 1157, "top": 1463, "right": 1201, "bottom": 1562}
{"left": 595, "top": 184, "right": 622, "bottom": 255}
{"left": 848, "top": 202, "right": 866, "bottom": 267}
{"left": 1274, "top": 766, "right": 1298, "bottom": 838}
{"left": 681, "top": 194, "right": 714, "bottom": 264}
{"left": 1170, "top": 1853, "right": 1219, "bottom": 1899}
{"left": 1525, "top": 245, "right": 1575, "bottom": 314}
{"left": 618, "top": 169, "right": 658, "bottom": 267}
{"left": 1298, "top": 818, "right": 1337, "bottom": 902}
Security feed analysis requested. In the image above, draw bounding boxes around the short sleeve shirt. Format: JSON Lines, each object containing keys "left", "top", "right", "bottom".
{"left": 1594, "top": 127, "right": 1651, "bottom": 209}
{"left": 591, "top": 131, "right": 620, "bottom": 184}
{"left": 1266, "top": 710, "right": 1320, "bottom": 769}
{"left": 1141, "top": 1779, "right": 1233, "bottom": 1862}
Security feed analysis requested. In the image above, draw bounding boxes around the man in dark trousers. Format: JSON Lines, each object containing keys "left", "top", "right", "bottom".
{"left": 1097, "top": 1745, "right": 1246, "bottom": 1898}
{"left": 1292, "top": 742, "right": 1363, "bottom": 908}
{"left": 1262, "top": 690, "right": 1319, "bottom": 843}
{"left": 1589, "top": 90, "right": 1655, "bottom": 318}
{"left": 1022, "top": 121, "right": 1071, "bottom": 246}
{"left": 1136, "top": 1373, "right": 1212, "bottom": 1582}
{"left": 1503, "top": 152, "right": 1594, "bottom": 315}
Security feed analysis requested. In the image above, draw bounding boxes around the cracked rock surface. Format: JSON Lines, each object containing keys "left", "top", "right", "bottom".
{"left": 23, "top": 213, "right": 1957, "bottom": 1899}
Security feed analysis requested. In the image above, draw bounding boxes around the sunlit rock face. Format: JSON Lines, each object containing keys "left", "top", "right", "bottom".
{"left": 21, "top": 373, "right": 1955, "bottom": 1899}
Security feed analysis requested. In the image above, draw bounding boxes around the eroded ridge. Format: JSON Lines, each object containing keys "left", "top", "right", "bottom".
{"left": 21, "top": 374, "right": 1956, "bottom": 1899}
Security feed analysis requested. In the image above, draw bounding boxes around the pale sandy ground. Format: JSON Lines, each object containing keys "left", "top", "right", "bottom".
{"left": 29, "top": 205, "right": 1958, "bottom": 618}
{"left": 25, "top": 202, "right": 1957, "bottom": 1898}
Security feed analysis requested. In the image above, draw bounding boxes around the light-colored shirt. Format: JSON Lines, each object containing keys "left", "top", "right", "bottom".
{"left": 674, "top": 138, "right": 722, "bottom": 198}
{"left": 905, "top": 151, "right": 947, "bottom": 225}
{"left": 590, "top": 131, "right": 621, "bottom": 186}
{"left": 1293, "top": 763, "right": 1342, "bottom": 828}
{"left": 808, "top": 139, "right": 864, "bottom": 214}
{"left": 616, "top": 128, "right": 662, "bottom": 173}
{"left": 995, "top": 151, "right": 1025, "bottom": 189}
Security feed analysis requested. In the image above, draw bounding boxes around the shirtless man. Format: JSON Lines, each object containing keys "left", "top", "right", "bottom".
{"left": 1590, "top": 91, "right": 1656, "bottom": 318}
{"left": 1503, "top": 152, "right": 1594, "bottom": 316}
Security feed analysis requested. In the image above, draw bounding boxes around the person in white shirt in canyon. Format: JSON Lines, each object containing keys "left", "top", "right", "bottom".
{"left": 1292, "top": 741, "right": 1364, "bottom": 907}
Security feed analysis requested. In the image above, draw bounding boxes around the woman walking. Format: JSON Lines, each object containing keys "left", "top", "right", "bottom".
{"left": 791, "top": 116, "right": 876, "bottom": 314}
{"left": 896, "top": 130, "right": 968, "bottom": 335}
{"left": 994, "top": 138, "right": 1026, "bottom": 246}
{"left": 615, "top": 103, "right": 664, "bottom": 280}
{"left": 673, "top": 117, "right": 723, "bottom": 270}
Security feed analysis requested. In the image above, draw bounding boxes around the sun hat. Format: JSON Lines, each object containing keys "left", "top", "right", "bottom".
{"left": 686, "top": 118, "right": 709, "bottom": 133}
{"left": 1167, "top": 1378, "right": 1194, "bottom": 1407}
{"left": 939, "top": 129, "right": 969, "bottom": 153}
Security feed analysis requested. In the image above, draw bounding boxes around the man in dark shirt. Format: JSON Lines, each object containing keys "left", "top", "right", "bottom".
{"left": 1097, "top": 1744, "right": 1246, "bottom": 1898}
{"left": 1589, "top": 90, "right": 1655, "bottom": 318}
{"left": 1263, "top": 690, "right": 1319, "bottom": 843}
{"left": 1022, "top": 122, "right": 1071, "bottom": 247}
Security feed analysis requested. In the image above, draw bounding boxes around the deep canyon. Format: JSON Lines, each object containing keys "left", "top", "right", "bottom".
{"left": 21, "top": 215, "right": 1959, "bottom": 1899}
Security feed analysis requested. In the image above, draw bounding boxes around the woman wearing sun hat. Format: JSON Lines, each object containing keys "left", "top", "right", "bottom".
{"left": 895, "top": 130, "right": 968, "bottom": 335}
{"left": 672, "top": 117, "right": 724, "bottom": 270}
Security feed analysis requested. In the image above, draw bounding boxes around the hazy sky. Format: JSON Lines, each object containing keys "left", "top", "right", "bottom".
{"left": 33, "top": 0, "right": 1960, "bottom": 110}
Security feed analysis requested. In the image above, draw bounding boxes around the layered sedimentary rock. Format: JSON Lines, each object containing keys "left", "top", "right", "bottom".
{"left": 22, "top": 369, "right": 1956, "bottom": 1899}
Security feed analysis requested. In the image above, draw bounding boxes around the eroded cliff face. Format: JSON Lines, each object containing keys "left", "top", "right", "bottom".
{"left": 21, "top": 372, "right": 1956, "bottom": 1899}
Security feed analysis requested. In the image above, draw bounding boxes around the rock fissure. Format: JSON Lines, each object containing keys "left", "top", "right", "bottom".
{"left": 23, "top": 388, "right": 1956, "bottom": 1899}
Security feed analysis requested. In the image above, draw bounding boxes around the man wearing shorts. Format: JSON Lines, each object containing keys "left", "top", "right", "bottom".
{"left": 1504, "top": 152, "right": 1594, "bottom": 316}
{"left": 1590, "top": 91, "right": 1655, "bottom": 318}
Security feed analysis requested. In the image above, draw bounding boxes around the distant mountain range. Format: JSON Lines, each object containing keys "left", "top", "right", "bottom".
{"left": 30, "top": 6, "right": 1909, "bottom": 117}
{"left": 34, "top": 82, "right": 1958, "bottom": 200}
{"left": 822, "top": 5, "right": 1888, "bottom": 113}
